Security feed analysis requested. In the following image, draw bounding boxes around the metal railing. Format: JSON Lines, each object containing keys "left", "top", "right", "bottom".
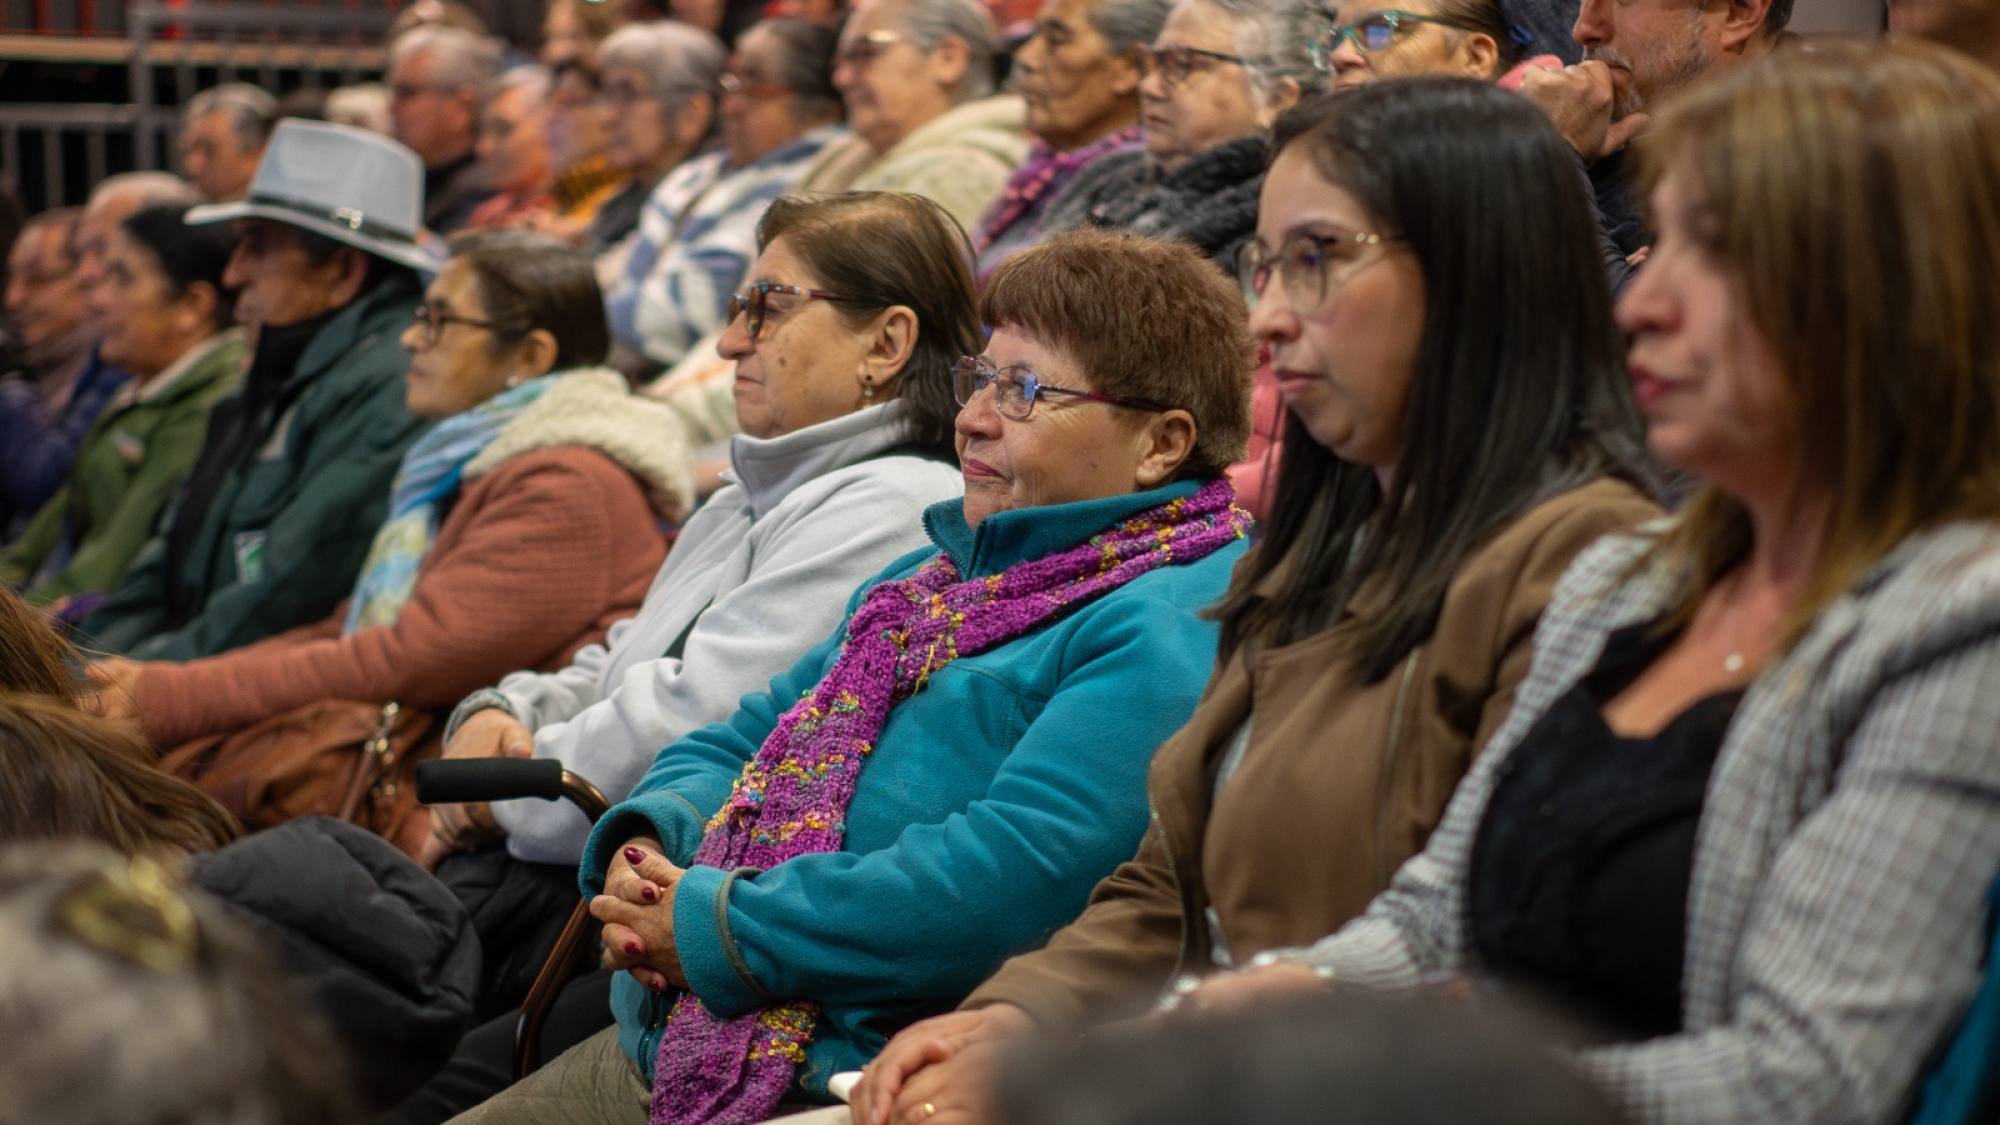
{"left": 0, "top": 2, "right": 395, "bottom": 210}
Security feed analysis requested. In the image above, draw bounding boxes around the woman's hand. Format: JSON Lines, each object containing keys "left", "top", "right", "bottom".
{"left": 854, "top": 1005, "right": 1031, "bottom": 1125}
{"left": 1171, "top": 961, "right": 1328, "bottom": 1015}
{"left": 593, "top": 837, "right": 688, "bottom": 992}
{"left": 83, "top": 658, "right": 143, "bottom": 729}
{"left": 421, "top": 709, "right": 535, "bottom": 867}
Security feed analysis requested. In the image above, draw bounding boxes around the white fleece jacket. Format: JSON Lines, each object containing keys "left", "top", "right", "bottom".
{"left": 472, "top": 399, "right": 962, "bottom": 864}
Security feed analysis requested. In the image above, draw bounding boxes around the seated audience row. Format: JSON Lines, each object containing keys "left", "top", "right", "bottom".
{"left": 859, "top": 37, "right": 2000, "bottom": 1125}
{"left": 89, "top": 231, "right": 687, "bottom": 857}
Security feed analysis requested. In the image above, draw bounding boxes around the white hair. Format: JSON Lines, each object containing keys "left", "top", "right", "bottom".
{"left": 881, "top": 0, "right": 1000, "bottom": 100}
{"left": 182, "top": 83, "right": 278, "bottom": 149}
{"left": 597, "top": 20, "right": 727, "bottom": 102}
{"left": 390, "top": 24, "right": 504, "bottom": 91}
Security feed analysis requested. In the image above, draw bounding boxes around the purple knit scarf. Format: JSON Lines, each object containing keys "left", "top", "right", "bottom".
{"left": 649, "top": 480, "right": 1249, "bottom": 1123}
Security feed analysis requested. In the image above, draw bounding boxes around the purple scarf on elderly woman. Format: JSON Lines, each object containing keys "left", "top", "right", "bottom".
{"left": 649, "top": 479, "right": 1249, "bottom": 1123}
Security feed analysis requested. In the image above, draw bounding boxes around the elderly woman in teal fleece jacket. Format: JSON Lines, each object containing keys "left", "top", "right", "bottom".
{"left": 451, "top": 230, "right": 1258, "bottom": 1122}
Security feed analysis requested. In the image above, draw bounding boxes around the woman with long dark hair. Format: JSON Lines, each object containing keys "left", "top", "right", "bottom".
{"left": 856, "top": 77, "right": 1661, "bottom": 1124}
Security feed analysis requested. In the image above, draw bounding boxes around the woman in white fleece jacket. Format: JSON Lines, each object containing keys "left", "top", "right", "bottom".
{"left": 431, "top": 192, "right": 979, "bottom": 872}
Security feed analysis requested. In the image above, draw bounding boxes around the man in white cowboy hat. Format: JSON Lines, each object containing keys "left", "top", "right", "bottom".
{"left": 80, "top": 119, "right": 437, "bottom": 662}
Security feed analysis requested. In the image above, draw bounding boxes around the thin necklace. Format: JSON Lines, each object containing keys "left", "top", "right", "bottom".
{"left": 1718, "top": 573, "right": 1749, "bottom": 675}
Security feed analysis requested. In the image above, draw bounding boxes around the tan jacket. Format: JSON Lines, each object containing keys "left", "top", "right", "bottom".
{"left": 963, "top": 477, "right": 1660, "bottom": 1026}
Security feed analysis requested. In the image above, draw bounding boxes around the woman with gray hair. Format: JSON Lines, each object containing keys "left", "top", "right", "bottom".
{"left": 971, "top": 0, "right": 1172, "bottom": 274}
{"left": 606, "top": 18, "right": 849, "bottom": 369}
{"left": 795, "top": 0, "right": 1030, "bottom": 231}
{"left": 1038, "top": 0, "right": 1321, "bottom": 266}
{"left": 587, "top": 19, "right": 728, "bottom": 258}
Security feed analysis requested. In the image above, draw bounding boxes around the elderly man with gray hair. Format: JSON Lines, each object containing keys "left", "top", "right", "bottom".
{"left": 971, "top": 0, "right": 1173, "bottom": 273}
{"left": 389, "top": 23, "right": 505, "bottom": 232}
{"left": 180, "top": 83, "right": 276, "bottom": 202}
{"left": 795, "top": 0, "right": 1030, "bottom": 230}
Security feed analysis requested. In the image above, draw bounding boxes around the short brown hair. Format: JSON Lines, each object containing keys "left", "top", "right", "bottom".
{"left": 757, "top": 192, "right": 986, "bottom": 456}
{"left": 446, "top": 229, "right": 611, "bottom": 371}
{"left": 0, "top": 694, "right": 238, "bottom": 859}
{"left": 980, "top": 229, "right": 1254, "bottom": 478}
{"left": 1638, "top": 39, "right": 2000, "bottom": 642}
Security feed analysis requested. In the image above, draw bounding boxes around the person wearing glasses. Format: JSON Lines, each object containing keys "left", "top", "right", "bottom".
{"left": 449, "top": 224, "right": 1250, "bottom": 1124}
{"left": 1186, "top": 41, "right": 2000, "bottom": 1125}
{"left": 855, "top": 79, "right": 1660, "bottom": 1125}
{"left": 86, "top": 231, "right": 684, "bottom": 847}
{"left": 1034, "top": 0, "right": 1320, "bottom": 268}
{"left": 587, "top": 20, "right": 727, "bottom": 260}
{"left": 1313, "top": 0, "right": 1535, "bottom": 89}
{"left": 605, "top": 18, "right": 846, "bottom": 371}
{"left": 383, "top": 192, "right": 972, "bottom": 1122}
{"left": 795, "top": 0, "right": 1030, "bottom": 232}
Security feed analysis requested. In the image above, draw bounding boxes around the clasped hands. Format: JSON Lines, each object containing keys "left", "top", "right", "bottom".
{"left": 594, "top": 836, "right": 688, "bottom": 994}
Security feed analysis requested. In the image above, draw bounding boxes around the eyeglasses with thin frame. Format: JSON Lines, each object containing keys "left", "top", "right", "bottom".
{"left": 1310, "top": 9, "right": 1488, "bottom": 70}
{"left": 410, "top": 304, "right": 513, "bottom": 350}
{"left": 1135, "top": 43, "right": 1253, "bottom": 86}
{"left": 835, "top": 29, "right": 906, "bottom": 69}
{"left": 726, "top": 281, "right": 849, "bottom": 343}
{"left": 951, "top": 355, "right": 1177, "bottom": 421}
{"left": 1236, "top": 230, "right": 1400, "bottom": 311}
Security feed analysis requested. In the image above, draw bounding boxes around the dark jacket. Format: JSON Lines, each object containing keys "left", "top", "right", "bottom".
{"left": 424, "top": 152, "right": 496, "bottom": 236}
{"left": 191, "top": 816, "right": 480, "bottom": 1109}
{"left": 82, "top": 272, "right": 429, "bottom": 661}
{"left": 0, "top": 348, "right": 130, "bottom": 534}
{"left": 1040, "top": 135, "right": 1269, "bottom": 268}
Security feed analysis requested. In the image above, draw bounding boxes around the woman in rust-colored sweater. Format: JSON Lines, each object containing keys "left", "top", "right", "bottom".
{"left": 92, "top": 232, "right": 694, "bottom": 766}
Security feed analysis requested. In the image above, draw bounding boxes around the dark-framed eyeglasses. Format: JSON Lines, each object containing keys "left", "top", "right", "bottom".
{"left": 951, "top": 355, "right": 1176, "bottom": 421}
{"left": 410, "top": 304, "right": 513, "bottom": 350}
{"left": 1135, "top": 43, "right": 1253, "bottom": 86}
{"left": 1311, "top": 9, "right": 1487, "bottom": 69}
{"left": 726, "top": 281, "right": 849, "bottom": 343}
{"left": 1236, "top": 230, "right": 1399, "bottom": 310}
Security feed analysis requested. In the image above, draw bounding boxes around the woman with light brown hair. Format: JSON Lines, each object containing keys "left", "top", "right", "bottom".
{"left": 1187, "top": 38, "right": 2000, "bottom": 1124}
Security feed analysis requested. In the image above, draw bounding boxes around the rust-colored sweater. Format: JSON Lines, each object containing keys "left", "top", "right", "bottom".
{"left": 133, "top": 446, "right": 666, "bottom": 748}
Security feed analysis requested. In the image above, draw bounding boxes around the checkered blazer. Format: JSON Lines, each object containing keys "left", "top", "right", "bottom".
{"left": 1280, "top": 518, "right": 2000, "bottom": 1123}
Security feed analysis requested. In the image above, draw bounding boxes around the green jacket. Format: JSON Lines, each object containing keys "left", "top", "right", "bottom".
{"left": 82, "top": 273, "right": 430, "bottom": 661}
{"left": 1, "top": 333, "right": 246, "bottom": 604}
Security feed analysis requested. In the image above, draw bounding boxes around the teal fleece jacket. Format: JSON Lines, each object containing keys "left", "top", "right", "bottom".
{"left": 581, "top": 479, "right": 1246, "bottom": 1096}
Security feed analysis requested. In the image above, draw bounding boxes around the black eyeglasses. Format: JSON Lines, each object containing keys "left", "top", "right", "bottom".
{"left": 951, "top": 355, "right": 1176, "bottom": 420}
{"left": 1136, "top": 44, "right": 1252, "bottom": 86}
{"left": 726, "top": 282, "right": 850, "bottom": 343}
{"left": 410, "top": 304, "right": 513, "bottom": 350}
{"left": 1311, "top": 9, "right": 1487, "bottom": 69}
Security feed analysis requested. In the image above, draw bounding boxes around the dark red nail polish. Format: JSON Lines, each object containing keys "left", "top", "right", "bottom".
{"left": 640, "top": 884, "right": 657, "bottom": 903}
{"left": 624, "top": 846, "right": 645, "bottom": 864}
{"left": 624, "top": 940, "right": 643, "bottom": 957}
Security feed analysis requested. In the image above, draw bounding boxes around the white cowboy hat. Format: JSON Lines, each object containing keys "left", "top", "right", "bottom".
{"left": 185, "top": 118, "right": 441, "bottom": 273}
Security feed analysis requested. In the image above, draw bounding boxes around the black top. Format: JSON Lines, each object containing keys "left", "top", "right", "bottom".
{"left": 1467, "top": 621, "right": 1743, "bottom": 1040}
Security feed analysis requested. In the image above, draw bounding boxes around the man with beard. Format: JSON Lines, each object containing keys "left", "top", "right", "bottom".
{"left": 1890, "top": 0, "right": 1998, "bottom": 68}
{"left": 1516, "top": 0, "right": 1792, "bottom": 279}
